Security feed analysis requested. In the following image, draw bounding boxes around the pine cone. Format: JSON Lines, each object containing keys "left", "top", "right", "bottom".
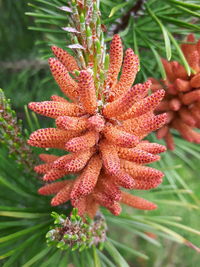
{"left": 151, "top": 34, "right": 200, "bottom": 150}
{"left": 28, "top": 35, "right": 166, "bottom": 218}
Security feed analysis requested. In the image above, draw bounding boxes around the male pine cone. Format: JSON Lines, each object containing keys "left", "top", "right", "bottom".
{"left": 151, "top": 34, "right": 200, "bottom": 150}
{"left": 28, "top": 35, "right": 166, "bottom": 218}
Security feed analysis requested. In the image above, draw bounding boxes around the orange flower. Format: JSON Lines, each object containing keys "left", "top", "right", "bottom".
{"left": 151, "top": 34, "right": 200, "bottom": 150}
{"left": 28, "top": 35, "right": 166, "bottom": 218}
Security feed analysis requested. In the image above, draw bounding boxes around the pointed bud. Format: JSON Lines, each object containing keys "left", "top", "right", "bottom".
{"left": 43, "top": 168, "right": 68, "bottom": 182}
{"left": 121, "top": 192, "right": 157, "bottom": 210}
{"left": 133, "top": 178, "right": 162, "bottom": 190}
{"left": 34, "top": 163, "right": 54, "bottom": 174}
{"left": 78, "top": 70, "right": 98, "bottom": 114}
{"left": 174, "top": 78, "right": 191, "bottom": 92}
{"left": 111, "top": 169, "right": 135, "bottom": 189}
{"left": 99, "top": 141, "right": 120, "bottom": 175}
{"left": 181, "top": 90, "right": 200, "bottom": 105}
{"left": 117, "top": 147, "right": 160, "bottom": 164}
{"left": 118, "top": 88, "right": 165, "bottom": 120}
{"left": 28, "top": 128, "right": 78, "bottom": 148}
{"left": 105, "top": 35, "right": 123, "bottom": 89}
{"left": 103, "top": 125, "right": 139, "bottom": 148}
{"left": 161, "top": 59, "right": 176, "bottom": 82}
{"left": 136, "top": 142, "right": 166, "bottom": 154}
{"left": 171, "top": 61, "right": 188, "bottom": 80}
{"left": 39, "top": 154, "right": 59, "bottom": 163}
{"left": 52, "top": 154, "right": 73, "bottom": 170}
{"left": 120, "top": 160, "right": 164, "bottom": 180}
{"left": 51, "top": 46, "right": 79, "bottom": 72}
{"left": 28, "top": 101, "right": 84, "bottom": 119}
{"left": 38, "top": 180, "right": 71, "bottom": 195}
{"left": 65, "top": 131, "right": 98, "bottom": 152}
{"left": 49, "top": 58, "right": 78, "bottom": 101}
{"left": 124, "top": 114, "right": 167, "bottom": 137}
{"left": 56, "top": 116, "right": 87, "bottom": 131}
{"left": 109, "top": 48, "right": 139, "bottom": 100}
{"left": 70, "top": 155, "right": 102, "bottom": 199}
{"left": 65, "top": 149, "right": 93, "bottom": 172}
{"left": 51, "top": 182, "right": 73, "bottom": 206}
{"left": 103, "top": 81, "right": 152, "bottom": 119}
{"left": 190, "top": 73, "right": 200, "bottom": 88}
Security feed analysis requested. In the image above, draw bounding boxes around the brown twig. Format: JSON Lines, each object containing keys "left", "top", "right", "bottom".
{"left": 0, "top": 59, "right": 48, "bottom": 72}
{"left": 113, "top": 0, "right": 147, "bottom": 34}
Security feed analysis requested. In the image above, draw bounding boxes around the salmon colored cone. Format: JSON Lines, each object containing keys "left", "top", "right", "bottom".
{"left": 28, "top": 35, "right": 166, "bottom": 218}
{"left": 151, "top": 34, "right": 200, "bottom": 149}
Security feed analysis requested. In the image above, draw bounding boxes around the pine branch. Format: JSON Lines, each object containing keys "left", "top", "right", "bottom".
{"left": 1, "top": 1, "right": 200, "bottom": 266}
{"left": 113, "top": 0, "right": 147, "bottom": 34}
{"left": 0, "top": 59, "right": 48, "bottom": 71}
{"left": 0, "top": 89, "right": 38, "bottom": 174}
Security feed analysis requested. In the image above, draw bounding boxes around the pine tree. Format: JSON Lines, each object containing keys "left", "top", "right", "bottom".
{"left": 0, "top": 0, "right": 200, "bottom": 266}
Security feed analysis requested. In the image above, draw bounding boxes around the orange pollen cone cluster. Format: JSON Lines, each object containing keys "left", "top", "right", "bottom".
{"left": 28, "top": 35, "right": 166, "bottom": 218}
{"left": 151, "top": 34, "right": 200, "bottom": 150}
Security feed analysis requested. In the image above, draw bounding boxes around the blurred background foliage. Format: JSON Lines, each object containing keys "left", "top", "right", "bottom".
{"left": 0, "top": 0, "right": 200, "bottom": 266}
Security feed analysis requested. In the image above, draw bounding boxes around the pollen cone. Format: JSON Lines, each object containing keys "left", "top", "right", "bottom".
{"left": 151, "top": 34, "right": 200, "bottom": 150}
{"left": 28, "top": 35, "right": 166, "bottom": 218}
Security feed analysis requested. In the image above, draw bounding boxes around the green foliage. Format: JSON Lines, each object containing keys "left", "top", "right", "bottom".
{"left": 0, "top": 0, "right": 38, "bottom": 60}
{"left": 26, "top": 0, "right": 200, "bottom": 79}
{"left": 0, "top": 89, "right": 38, "bottom": 173}
{"left": 0, "top": 92, "right": 199, "bottom": 266}
{"left": 0, "top": 0, "right": 200, "bottom": 266}
{"left": 46, "top": 210, "right": 107, "bottom": 252}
